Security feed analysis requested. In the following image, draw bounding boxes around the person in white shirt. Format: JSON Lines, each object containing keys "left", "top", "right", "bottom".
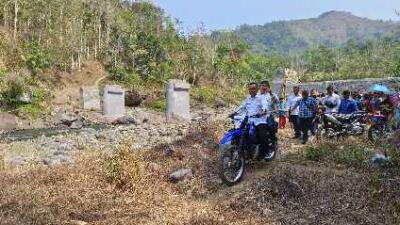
{"left": 235, "top": 82, "right": 269, "bottom": 156}
{"left": 322, "top": 85, "right": 341, "bottom": 114}
{"left": 257, "top": 81, "right": 278, "bottom": 117}
{"left": 257, "top": 81, "right": 278, "bottom": 150}
{"left": 286, "top": 86, "right": 302, "bottom": 138}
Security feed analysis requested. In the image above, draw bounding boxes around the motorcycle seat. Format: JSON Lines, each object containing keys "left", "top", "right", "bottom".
{"left": 335, "top": 114, "right": 352, "bottom": 122}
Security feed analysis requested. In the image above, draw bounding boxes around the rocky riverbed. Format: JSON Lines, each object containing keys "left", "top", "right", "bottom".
{"left": 0, "top": 107, "right": 227, "bottom": 167}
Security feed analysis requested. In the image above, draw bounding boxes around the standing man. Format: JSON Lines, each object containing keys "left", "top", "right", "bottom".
{"left": 286, "top": 86, "right": 302, "bottom": 138}
{"left": 338, "top": 90, "right": 358, "bottom": 114}
{"left": 322, "top": 85, "right": 341, "bottom": 114}
{"left": 292, "top": 90, "right": 318, "bottom": 144}
{"left": 236, "top": 82, "right": 269, "bottom": 157}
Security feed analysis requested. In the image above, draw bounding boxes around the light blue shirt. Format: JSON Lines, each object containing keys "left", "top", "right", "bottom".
{"left": 257, "top": 92, "right": 278, "bottom": 119}
{"left": 286, "top": 94, "right": 302, "bottom": 116}
{"left": 237, "top": 95, "right": 268, "bottom": 126}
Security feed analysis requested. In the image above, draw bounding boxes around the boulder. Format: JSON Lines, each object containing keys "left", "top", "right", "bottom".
{"left": 370, "top": 153, "right": 390, "bottom": 167}
{"left": 169, "top": 168, "right": 193, "bottom": 182}
{"left": 60, "top": 113, "right": 78, "bottom": 126}
{"left": 111, "top": 116, "right": 137, "bottom": 125}
{"left": 125, "top": 90, "right": 144, "bottom": 107}
{"left": 164, "top": 145, "right": 175, "bottom": 156}
{"left": 215, "top": 97, "right": 227, "bottom": 108}
{"left": 70, "top": 120, "right": 83, "bottom": 129}
{"left": 18, "top": 93, "right": 33, "bottom": 104}
{"left": 0, "top": 113, "right": 18, "bottom": 131}
{"left": 70, "top": 220, "right": 88, "bottom": 225}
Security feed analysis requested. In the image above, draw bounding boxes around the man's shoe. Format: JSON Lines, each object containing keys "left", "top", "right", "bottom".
{"left": 301, "top": 140, "right": 307, "bottom": 145}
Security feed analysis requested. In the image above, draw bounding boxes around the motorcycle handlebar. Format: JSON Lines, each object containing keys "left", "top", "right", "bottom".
{"left": 229, "top": 110, "right": 278, "bottom": 119}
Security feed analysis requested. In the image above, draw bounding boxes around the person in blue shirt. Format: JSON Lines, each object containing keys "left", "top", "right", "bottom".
{"left": 292, "top": 90, "right": 318, "bottom": 144}
{"left": 352, "top": 92, "right": 363, "bottom": 111}
{"left": 338, "top": 90, "right": 358, "bottom": 114}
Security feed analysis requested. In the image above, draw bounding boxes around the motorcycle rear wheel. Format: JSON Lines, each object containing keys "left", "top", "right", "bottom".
{"left": 316, "top": 128, "right": 328, "bottom": 142}
{"left": 368, "top": 125, "right": 385, "bottom": 143}
{"left": 264, "top": 143, "right": 278, "bottom": 162}
{"left": 219, "top": 145, "right": 245, "bottom": 186}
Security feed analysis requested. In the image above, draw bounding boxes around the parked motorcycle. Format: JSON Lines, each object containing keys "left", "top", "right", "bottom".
{"left": 218, "top": 113, "right": 278, "bottom": 186}
{"left": 368, "top": 113, "right": 393, "bottom": 143}
{"left": 315, "top": 111, "right": 367, "bottom": 141}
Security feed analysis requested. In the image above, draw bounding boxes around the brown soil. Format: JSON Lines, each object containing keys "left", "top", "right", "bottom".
{"left": 51, "top": 61, "right": 107, "bottom": 108}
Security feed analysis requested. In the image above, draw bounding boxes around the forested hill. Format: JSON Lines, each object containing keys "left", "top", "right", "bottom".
{"left": 221, "top": 11, "right": 400, "bottom": 55}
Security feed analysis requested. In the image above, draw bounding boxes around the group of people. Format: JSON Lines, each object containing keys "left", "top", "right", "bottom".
{"left": 236, "top": 81, "right": 400, "bottom": 149}
{"left": 284, "top": 84, "right": 400, "bottom": 144}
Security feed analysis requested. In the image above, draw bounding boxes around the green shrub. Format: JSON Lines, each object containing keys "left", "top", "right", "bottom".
{"left": 1, "top": 79, "right": 25, "bottom": 108}
{"left": 305, "top": 142, "right": 373, "bottom": 166}
{"left": 0, "top": 69, "right": 7, "bottom": 85}
{"left": 101, "top": 145, "right": 144, "bottom": 190}
{"left": 108, "top": 66, "right": 128, "bottom": 82}
{"left": 330, "top": 147, "right": 371, "bottom": 165}
{"left": 304, "top": 146, "right": 329, "bottom": 161}
{"left": 191, "top": 85, "right": 246, "bottom": 108}
{"left": 24, "top": 42, "right": 50, "bottom": 76}
{"left": 18, "top": 104, "right": 42, "bottom": 117}
{"left": 151, "top": 97, "right": 166, "bottom": 112}
{"left": 191, "top": 86, "right": 217, "bottom": 106}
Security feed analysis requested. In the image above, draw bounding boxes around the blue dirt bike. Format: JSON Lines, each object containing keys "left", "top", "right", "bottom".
{"left": 218, "top": 113, "right": 278, "bottom": 186}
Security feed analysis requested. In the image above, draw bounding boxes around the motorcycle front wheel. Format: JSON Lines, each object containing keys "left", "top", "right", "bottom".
{"left": 219, "top": 145, "right": 245, "bottom": 186}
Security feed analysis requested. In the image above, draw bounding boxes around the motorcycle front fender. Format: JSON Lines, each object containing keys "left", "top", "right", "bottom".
{"left": 219, "top": 128, "right": 243, "bottom": 151}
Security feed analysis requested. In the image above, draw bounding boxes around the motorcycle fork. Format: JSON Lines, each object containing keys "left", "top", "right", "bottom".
{"left": 240, "top": 127, "right": 250, "bottom": 160}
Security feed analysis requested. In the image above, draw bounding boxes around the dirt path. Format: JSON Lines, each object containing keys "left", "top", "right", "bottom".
{"left": 199, "top": 124, "right": 400, "bottom": 225}
{"left": 51, "top": 61, "right": 107, "bottom": 108}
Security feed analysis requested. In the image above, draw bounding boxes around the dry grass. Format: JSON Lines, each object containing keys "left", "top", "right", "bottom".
{"left": 1, "top": 123, "right": 400, "bottom": 225}
{"left": 0, "top": 123, "right": 265, "bottom": 225}
{"left": 0, "top": 146, "right": 226, "bottom": 225}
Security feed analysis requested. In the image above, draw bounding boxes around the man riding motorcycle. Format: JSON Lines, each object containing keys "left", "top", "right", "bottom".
{"left": 233, "top": 82, "right": 276, "bottom": 160}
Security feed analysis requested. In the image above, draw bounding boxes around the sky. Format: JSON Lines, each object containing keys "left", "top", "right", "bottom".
{"left": 151, "top": 0, "right": 400, "bottom": 32}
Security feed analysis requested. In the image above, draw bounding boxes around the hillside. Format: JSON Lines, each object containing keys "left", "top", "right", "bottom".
{"left": 226, "top": 11, "right": 400, "bottom": 55}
